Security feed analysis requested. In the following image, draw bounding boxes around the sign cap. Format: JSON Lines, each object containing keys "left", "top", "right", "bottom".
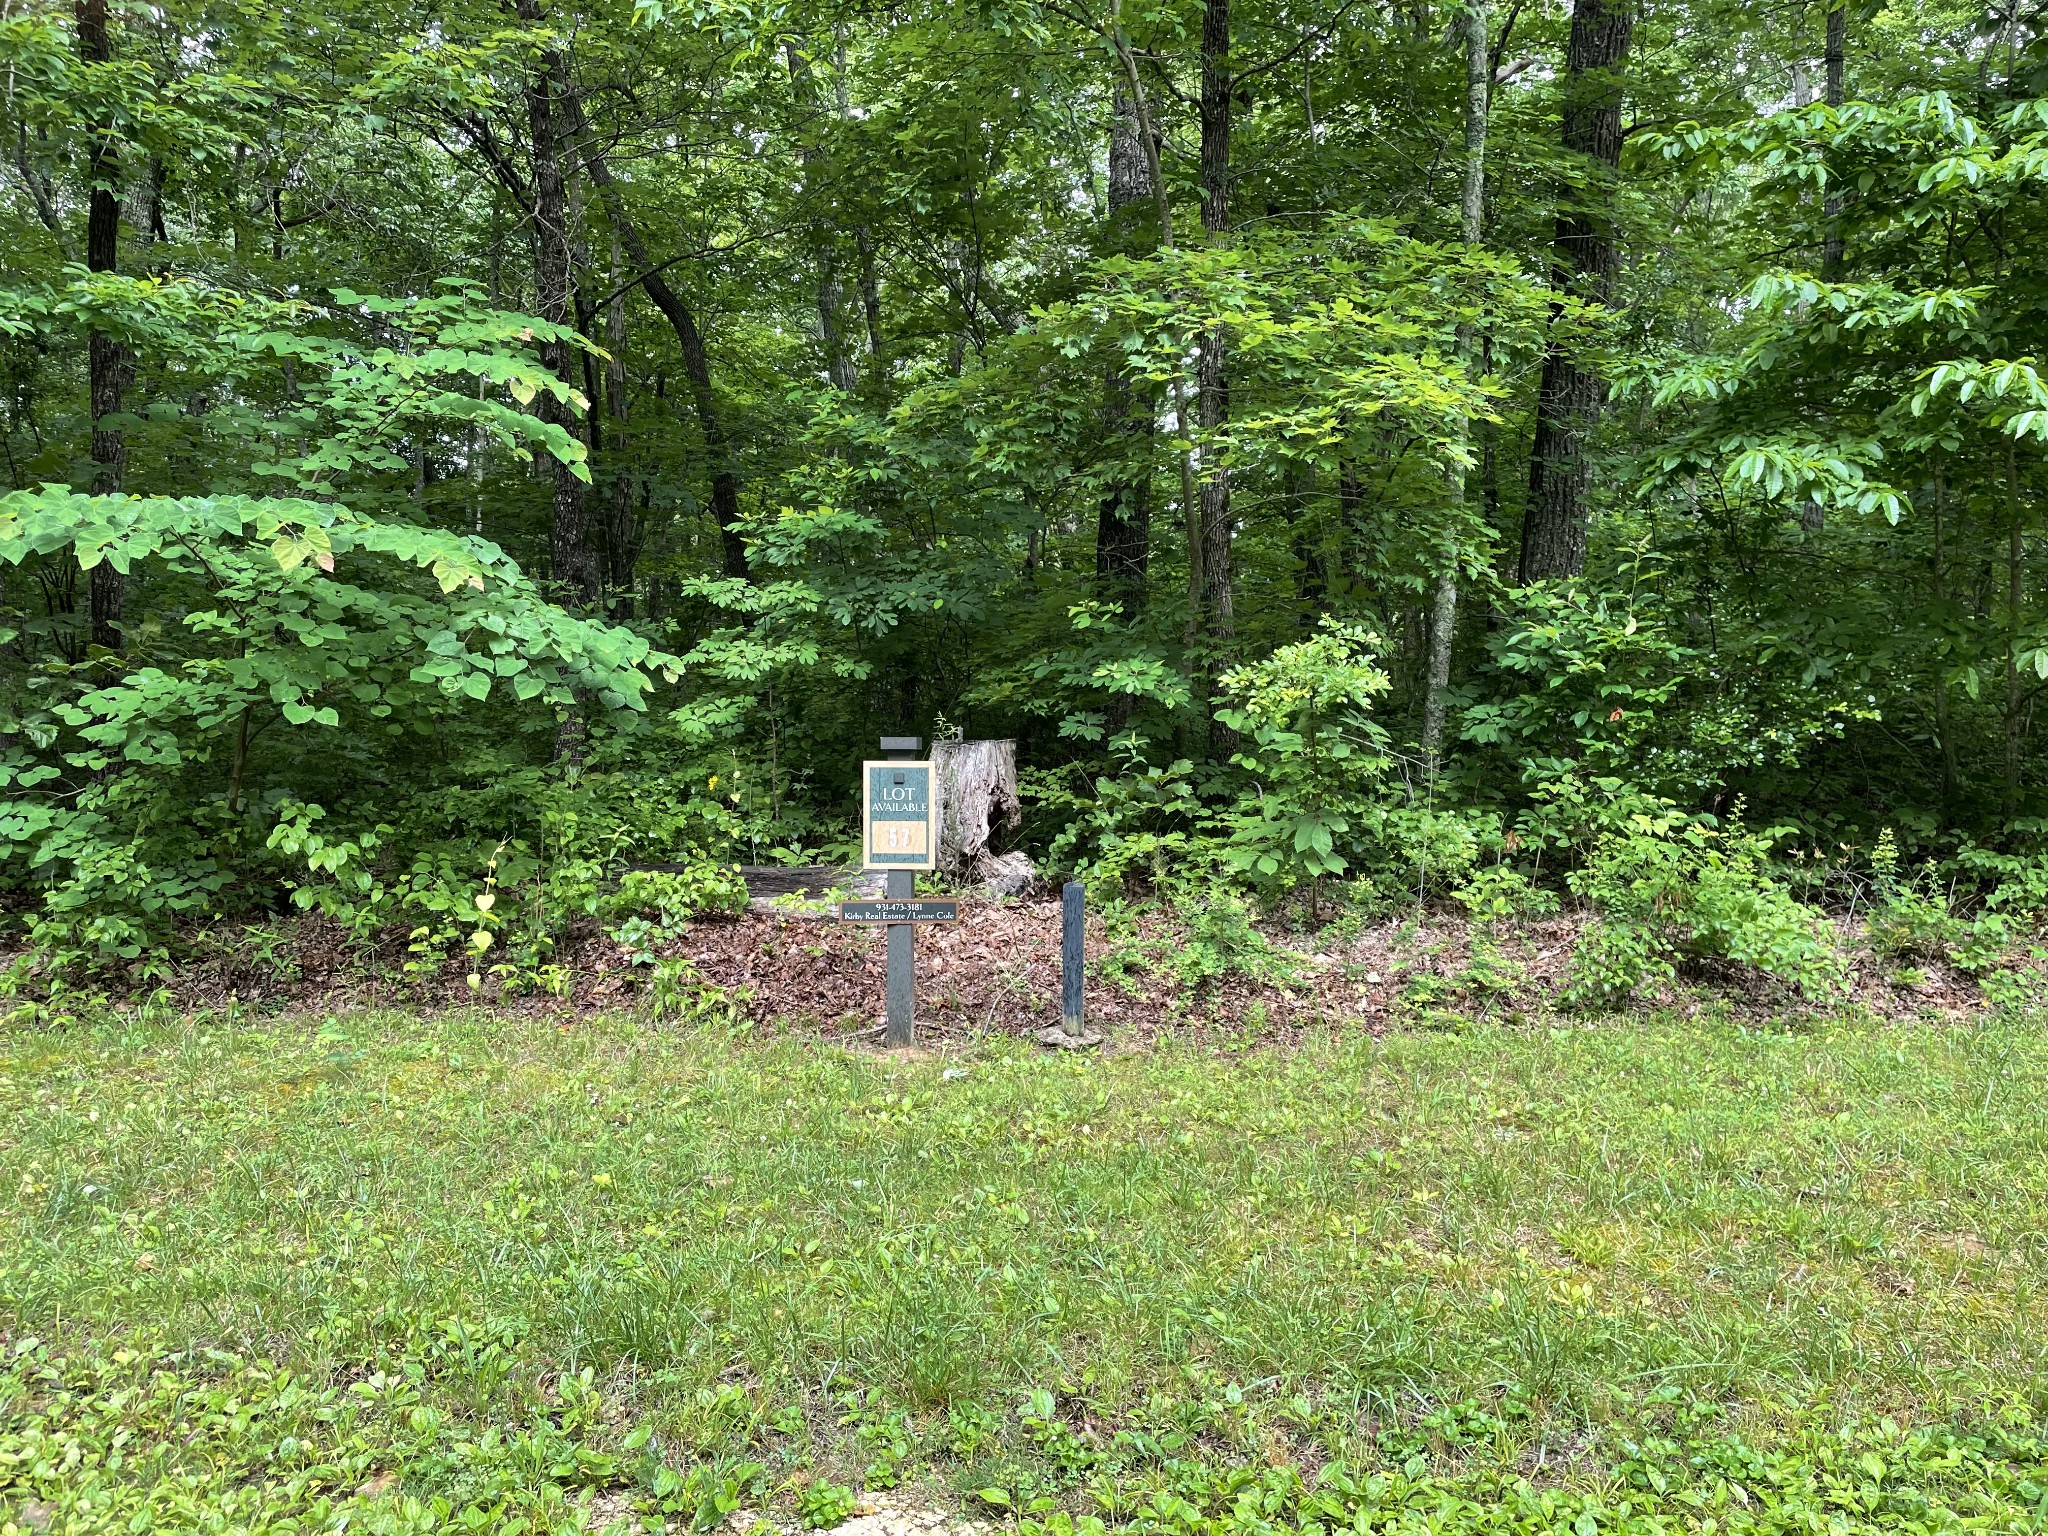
{"left": 879, "top": 735, "right": 922, "bottom": 754}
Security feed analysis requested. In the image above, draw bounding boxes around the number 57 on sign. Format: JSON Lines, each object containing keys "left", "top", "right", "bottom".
{"left": 863, "top": 760, "right": 937, "bottom": 871}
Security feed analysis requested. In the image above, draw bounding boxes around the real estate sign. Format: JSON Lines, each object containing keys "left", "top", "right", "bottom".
{"left": 837, "top": 899, "right": 960, "bottom": 923}
{"left": 862, "top": 759, "right": 937, "bottom": 872}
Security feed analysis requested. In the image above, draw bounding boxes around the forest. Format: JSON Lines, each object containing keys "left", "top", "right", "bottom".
{"left": 2, "top": 0, "right": 2047, "bottom": 997}
{"left": 10, "top": 4, "right": 2048, "bottom": 1528}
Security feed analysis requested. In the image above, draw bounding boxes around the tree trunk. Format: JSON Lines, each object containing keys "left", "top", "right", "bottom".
{"left": 1788, "top": 5, "right": 1847, "bottom": 539}
{"left": 14, "top": 123, "right": 73, "bottom": 255}
{"left": 1421, "top": 0, "right": 1491, "bottom": 769}
{"left": 565, "top": 93, "right": 749, "bottom": 581}
{"left": 569, "top": 171, "right": 601, "bottom": 465}
{"left": 1517, "top": 0, "right": 1633, "bottom": 585}
{"left": 2003, "top": 443, "right": 2025, "bottom": 815}
{"left": 515, "top": 2, "right": 598, "bottom": 606}
{"left": 1285, "top": 460, "right": 1325, "bottom": 621}
{"left": 815, "top": 243, "right": 854, "bottom": 393}
{"left": 604, "top": 226, "right": 638, "bottom": 615}
{"left": 1095, "top": 87, "right": 1153, "bottom": 610}
{"left": 1932, "top": 456, "right": 1958, "bottom": 801}
{"left": 1338, "top": 454, "right": 1366, "bottom": 592}
{"left": 1821, "top": 1, "right": 1846, "bottom": 275}
{"left": 853, "top": 225, "right": 884, "bottom": 379}
{"left": 78, "top": 0, "right": 124, "bottom": 651}
{"left": 1104, "top": 2, "right": 1202, "bottom": 693}
{"left": 1196, "top": 0, "right": 1235, "bottom": 683}
{"left": 787, "top": 40, "right": 857, "bottom": 395}
{"left": 671, "top": 295, "right": 750, "bottom": 581}
{"left": 144, "top": 154, "right": 167, "bottom": 251}
{"left": 1457, "top": 3, "right": 1489, "bottom": 252}
{"left": 837, "top": 30, "right": 885, "bottom": 381}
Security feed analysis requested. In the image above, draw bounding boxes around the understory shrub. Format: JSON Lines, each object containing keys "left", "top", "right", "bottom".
{"left": 1039, "top": 627, "right": 1495, "bottom": 918}
{"left": 1566, "top": 808, "right": 1845, "bottom": 1009}
{"left": 604, "top": 866, "right": 750, "bottom": 965}
{"left": 1863, "top": 829, "right": 1966, "bottom": 962}
{"left": 1453, "top": 864, "right": 1559, "bottom": 926}
{"left": 1031, "top": 746, "right": 1204, "bottom": 892}
{"left": 1161, "top": 879, "right": 1304, "bottom": 992}
{"left": 1213, "top": 620, "right": 1394, "bottom": 907}
{"left": 0, "top": 282, "right": 682, "bottom": 973}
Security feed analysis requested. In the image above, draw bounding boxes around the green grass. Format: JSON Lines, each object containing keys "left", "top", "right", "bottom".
{"left": 2, "top": 1005, "right": 2046, "bottom": 1532}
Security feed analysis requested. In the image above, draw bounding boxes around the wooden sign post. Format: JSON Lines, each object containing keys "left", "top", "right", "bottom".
{"left": 851, "top": 736, "right": 946, "bottom": 1047}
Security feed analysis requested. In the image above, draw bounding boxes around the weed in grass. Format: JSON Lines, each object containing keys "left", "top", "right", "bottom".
{"left": 797, "top": 1479, "right": 863, "bottom": 1528}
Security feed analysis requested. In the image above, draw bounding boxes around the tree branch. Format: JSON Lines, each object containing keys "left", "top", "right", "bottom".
{"left": 12, "top": 125, "right": 74, "bottom": 260}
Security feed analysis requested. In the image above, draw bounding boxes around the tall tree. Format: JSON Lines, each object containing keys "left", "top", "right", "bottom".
{"left": 77, "top": 0, "right": 125, "bottom": 650}
{"left": 1195, "top": 0, "right": 1234, "bottom": 672}
{"left": 1517, "top": 0, "right": 1633, "bottom": 584}
{"left": 513, "top": 1, "right": 597, "bottom": 607}
{"left": 786, "top": 39, "right": 857, "bottom": 395}
{"left": 565, "top": 90, "right": 749, "bottom": 582}
{"left": 602, "top": 227, "right": 639, "bottom": 614}
{"left": 1095, "top": 87, "right": 1152, "bottom": 609}
{"left": 1102, "top": 0, "right": 1202, "bottom": 668}
{"left": 1821, "top": 0, "right": 1846, "bottom": 275}
{"left": 1420, "top": 0, "right": 1492, "bottom": 769}
{"left": 839, "top": 44, "right": 886, "bottom": 389}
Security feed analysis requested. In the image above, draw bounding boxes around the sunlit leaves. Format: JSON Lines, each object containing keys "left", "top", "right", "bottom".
{"left": 1028, "top": 222, "right": 1546, "bottom": 482}
{"left": 1630, "top": 83, "right": 2048, "bottom": 541}
{"left": 0, "top": 484, "right": 680, "bottom": 790}
{"left": 1914, "top": 358, "right": 2048, "bottom": 441}
{"left": 269, "top": 523, "right": 336, "bottom": 575}
{"left": 1212, "top": 621, "right": 1395, "bottom": 890}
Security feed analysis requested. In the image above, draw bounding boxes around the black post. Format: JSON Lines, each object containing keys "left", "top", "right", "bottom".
{"left": 1061, "top": 880, "right": 1085, "bottom": 1037}
{"left": 882, "top": 735, "right": 921, "bottom": 1048}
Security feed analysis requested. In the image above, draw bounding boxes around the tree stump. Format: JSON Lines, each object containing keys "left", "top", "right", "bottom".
{"left": 933, "top": 738, "right": 1028, "bottom": 890}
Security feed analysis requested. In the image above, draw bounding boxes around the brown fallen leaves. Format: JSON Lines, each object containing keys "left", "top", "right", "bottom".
{"left": 43, "top": 893, "right": 2019, "bottom": 1047}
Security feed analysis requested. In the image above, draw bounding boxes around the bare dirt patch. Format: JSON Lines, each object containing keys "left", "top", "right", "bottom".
{"left": 733, "top": 1495, "right": 993, "bottom": 1536}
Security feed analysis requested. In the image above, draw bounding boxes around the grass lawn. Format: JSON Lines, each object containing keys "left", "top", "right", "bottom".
{"left": 2, "top": 1004, "right": 2046, "bottom": 1533}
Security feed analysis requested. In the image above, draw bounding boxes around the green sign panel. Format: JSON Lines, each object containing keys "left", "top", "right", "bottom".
{"left": 863, "top": 759, "right": 936, "bottom": 870}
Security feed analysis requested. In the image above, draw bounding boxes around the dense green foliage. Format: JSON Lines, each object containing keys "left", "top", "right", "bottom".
{"left": 6, "top": 0, "right": 2048, "bottom": 966}
{"left": 4, "top": 1006, "right": 2046, "bottom": 1529}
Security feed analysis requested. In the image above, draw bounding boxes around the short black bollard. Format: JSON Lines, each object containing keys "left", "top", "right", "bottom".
{"left": 1061, "top": 880, "right": 1085, "bottom": 1037}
